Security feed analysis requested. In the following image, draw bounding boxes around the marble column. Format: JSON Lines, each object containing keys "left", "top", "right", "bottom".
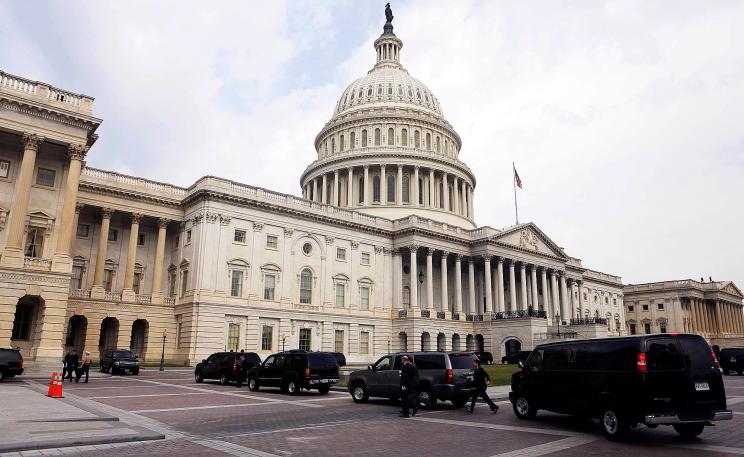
{"left": 363, "top": 165, "right": 369, "bottom": 206}
{"left": 454, "top": 254, "right": 463, "bottom": 314}
{"left": 347, "top": 167, "right": 353, "bottom": 207}
{"left": 689, "top": 298, "right": 699, "bottom": 333}
{"left": 392, "top": 249, "right": 401, "bottom": 309}
{"left": 312, "top": 178, "right": 318, "bottom": 203}
{"left": 461, "top": 180, "right": 467, "bottom": 218}
{"left": 714, "top": 299, "right": 723, "bottom": 335}
{"left": 413, "top": 166, "right": 420, "bottom": 207}
{"left": 577, "top": 280, "right": 584, "bottom": 318}
{"left": 409, "top": 245, "right": 418, "bottom": 309}
{"left": 396, "top": 165, "right": 403, "bottom": 205}
{"left": 508, "top": 261, "right": 517, "bottom": 312}
{"left": 429, "top": 169, "right": 435, "bottom": 208}
{"left": 519, "top": 263, "right": 528, "bottom": 311}
{"left": 333, "top": 170, "right": 339, "bottom": 206}
{"left": 54, "top": 143, "right": 89, "bottom": 268}
{"left": 560, "top": 273, "right": 569, "bottom": 321}
{"left": 484, "top": 256, "right": 493, "bottom": 314}
{"left": 468, "top": 258, "right": 476, "bottom": 314}
{"left": 440, "top": 251, "right": 449, "bottom": 312}
{"left": 381, "top": 165, "right": 387, "bottom": 204}
{"left": 531, "top": 265, "right": 539, "bottom": 311}
{"left": 541, "top": 269, "right": 550, "bottom": 316}
{"left": 442, "top": 173, "right": 449, "bottom": 212}
{"left": 123, "top": 213, "right": 142, "bottom": 296}
{"left": 151, "top": 218, "right": 169, "bottom": 302}
{"left": 426, "top": 248, "right": 434, "bottom": 309}
{"left": 497, "top": 258, "right": 505, "bottom": 312}
{"left": 92, "top": 208, "right": 114, "bottom": 289}
{"left": 550, "top": 271, "right": 560, "bottom": 320}
{"left": 321, "top": 174, "right": 328, "bottom": 204}
{"left": 453, "top": 177, "right": 460, "bottom": 214}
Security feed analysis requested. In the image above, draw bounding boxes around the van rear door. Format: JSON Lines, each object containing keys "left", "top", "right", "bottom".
{"left": 644, "top": 336, "right": 686, "bottom": 414}
{"left": 676, "top": 335, "right": 726, "bottom": 415}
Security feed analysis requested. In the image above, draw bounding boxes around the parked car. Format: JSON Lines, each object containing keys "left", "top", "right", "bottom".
{"left": 247, "top": 350, "right": 340, "bottom": 394}
{"left": 331, "top": 352, "right": 347, "bottom": 367}
{"left": 501, "top": 351, "right": 532, "bottom": 365}
{"left": 347, "top": 351, "right": 478, "bottom": 407}
{"left": 510, "top": 334, "right": 732, "bottom": 441}
{"left": 720, "top": 347, "right": 744, "bottom": 375}
{"left": 0, "top": 348, "right": 23, "bottom": 381}
{"left": 473, "top": 351, "right": 494, "bottom": 364}
{"left": 195, "top": 352, "right": 261, "bottom": 386}
{"left": 100, "top": 349, "right": 140, "bottom": 375}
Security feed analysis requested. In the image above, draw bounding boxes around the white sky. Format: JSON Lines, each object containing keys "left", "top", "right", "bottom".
{"left": 1, "top": 0, "right": 742, "bottom": 286}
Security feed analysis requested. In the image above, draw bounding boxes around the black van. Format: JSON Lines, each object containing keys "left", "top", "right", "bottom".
{"left": 247, "top": 350, "right": 340, "bottom": 394}
{"left": 510, "top": 334, "right": 732, "bottom": 440}
{"left": 0, "top": 348, "right": 23, "bottom": 381}
{"left": 720, "top": 347, "right": 744, "bottom": 375}
{"left": 195, "top": 352, "right": 261, "bottom": 386}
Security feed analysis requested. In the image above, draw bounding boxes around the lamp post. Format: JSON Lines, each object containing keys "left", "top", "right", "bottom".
{"left": 159, "top": 330, "right": 167, "bottom": 372}
{"left": 281, "top": 334, "right": 287, "bottom": 353}
{"left": 418, "top": 270, "right": 424, "bottom": 306}
{"left": 555, "top": 313, "right": 561, "bottom": 338}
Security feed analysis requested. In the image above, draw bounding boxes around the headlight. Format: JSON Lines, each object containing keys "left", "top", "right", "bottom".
{"left": 114, "top": 361, "right": 121, "bottom": 365}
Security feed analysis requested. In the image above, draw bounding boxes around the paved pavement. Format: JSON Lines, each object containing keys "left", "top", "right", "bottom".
{"left": 3, "top": 369, "right": 744, "bottom": 456}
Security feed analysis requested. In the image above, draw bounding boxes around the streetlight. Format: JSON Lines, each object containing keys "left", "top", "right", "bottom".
{"left": 159, "top": 330, "right": 167, "bottom": 372}
{"left": 281, "top": 334, "right": 287, "bottom": 352}
{"left": 555, "top": 313, "right": 561, "bottom": 337}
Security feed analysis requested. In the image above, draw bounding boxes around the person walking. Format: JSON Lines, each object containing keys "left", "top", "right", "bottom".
{"left": 399, "top": 355, "right": 419, "bottom": 418}
{"left": 69, "top": 350, "right": 80, "bottom": 383}
{"left": 62, "top": 351, "right": 72, "bottom": 381}
{"left": 79, "top": 351, "right": 92, "bottom": 383}
{"left": 467, "top": 358, "right": 498, "bottom": 414}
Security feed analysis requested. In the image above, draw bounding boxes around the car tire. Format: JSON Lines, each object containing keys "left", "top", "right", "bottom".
{"left": 286, "top": 379, "right": 299, "bottom": 395}
{"left": 512, "top": 395, "right": 537, "bottom": 420}
{"left": 451, "top": 397, "right": 468, "bottom": 408}
{"left": 673, "top": 423, "right": 705, "bottom": 439}
{"left": 195, "top": 371, "right": 204, "bottom": 383}
{"left": 0, "top": 370, "right": 5, "bottom": 382}
{"left": 220, "top": 374, "right": 229, "bottom": 386}
{"left": 318, "top": 385, "right": 331, "bottom": 394}
{"left": 351, "top": 382, "right": 369, "bottom": 403}
{"left": 132, "top": 369, "right": 139, "bottom": 376}
{"left": 600, "top": 406, "right": 630, "bottom": 441}
{"left": 248, "top": 376, "right": 260, "bottom": 391}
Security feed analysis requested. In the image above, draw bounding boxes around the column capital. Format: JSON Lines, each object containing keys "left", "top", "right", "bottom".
{"left": 363, "top": 164, "right": 369, "bottom": 170}
{"left": 130, "top": 213, "right": 143, "bottom": 224}
{"left": 425, "top": 247, "right": 434, "bottom": 256}
{"left": 519, "top": 262, "right": 526, "bottom": 270}
{"left": 397, "top": 164, "right": 403, "bottom": 170}
{"left": 253, "top": 222, "right": 264, "bottom": 232}
{"left": 100, "top": 207, "right": 114, "bottom": 219}
{"left": 75, "top": 203, "right": 85, "bottom": 214}
{"left": 408, "top": 244, "right": 419, "bottom": 253}
{"left": 334, "top": 169, "right": 339, "bottom": 176}
{"left": 440, "top": 250, "right": 450, "bottom": 258}
{"left": 414, "top": 165, "right": 420, "bottom": 170}
{"left": 21, "top": 133, "right": 45, "bottom": 151}
{"left": 157, "top": 218, "right": 170, "bottom": 228}
{"left": 454, "top": 253, "right": 464, "bottom": 262}
{"left": 67, "top": 143, "right": 89, "bottom": 161}
{"left": 497, "top": 257, "right": 504, "bottom": 265}
{"left": 482, "top": 254, "right": 493, "bottom": 262}
{"left": 467, "top": 257, "right": 475, "bottom": 265}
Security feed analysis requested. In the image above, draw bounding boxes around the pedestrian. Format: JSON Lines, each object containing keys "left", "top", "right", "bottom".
{"left": 236, "top": 353, "right": 246, "bottom": 388}
{"left": 62, "top": 351, "right": 72, "bottom": 381}
{"left": 399, "top": 355, "right": 419, "bottom": 418}
{"left": 80, "top": 351, "right": 92, "bottom": 383}
{"left": 68, "top": 350, "right": 80, "bottom": 383}
{"left": 467, "top": 358, "right": 498, "bottom": 414}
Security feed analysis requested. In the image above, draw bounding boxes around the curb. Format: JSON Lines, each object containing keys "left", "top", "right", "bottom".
{"left": 0, "top": 429, "right": 165, "bottom": 454}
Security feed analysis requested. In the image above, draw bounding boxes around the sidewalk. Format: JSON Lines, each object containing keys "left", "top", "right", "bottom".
{"left": 0, "top": 380, "right": 164, "bottom": 454}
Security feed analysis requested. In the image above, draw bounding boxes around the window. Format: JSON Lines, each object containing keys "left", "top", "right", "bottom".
{"left": 642, "top": 304, "right": 649, "bottom": 311}
{"left": 234, "top": 229, "right": 246, "bottom": 243}
{"left": 76, "top": 224, "right": 90, "bottom": 238}
{"left": 361, "top": 252, "right": 370, "bottom": 265}
{"left": 230, "top": 270, "right": 243, "bottom": 297}
{"left": 137, "top": 233, "right": 146, "bottom": 246}
{"left": 108, "top": 229, "right": 118, "bottom": 242}
{"left": 374, "top": 128, "right": 381, "bottom": 146}
{"left": 426, "top": 132, "right": 431, "bottom": 150}
{"left": 387, "top": 175, "right": 395, "bottom": 202}
{"left": 103, "top": 269, "right": 114, "bottom": 292}
{"left": 11, "top": 303, "right": 34, "bottom": 340}
{"left": 261, "top": 325, "right": 273, "bottom": 350}
{"left": 35, "top": 167, "right": 56, "bottom": 187}
{"left": 660, "top": 322, "right": 667, "bottom": 333}
{"left": 629, "top": 323, "right": 637, "bottom": 335}
{"left": 266, "top": 235, "right": 278, "bottom": 249}
{"left": 402, "top": 175, "right": 409, "bottom": 203}
{"left": 583, "top": 292, "right": 587, "bottom": 300}
{"left": 360, "top": 331, "right": 370, "bottom": 354}
{"left": 176, "top": 321, "right": 183, "bottom": 349}
{"left": 299, "top": 328, "right": 311, "bottom": 351}
{"left": 387, "top": 128, "right": 394, "bottom": 146}
{"left": 227, "top": 323, "right": 240, "bottom": 352}
{"left": 180, "top": 270, "right": 189, "bottom": 297}
{"left": 168, "top": 271, "right": 177, "bottom": 297}
{"left": 24, "top": 228, "right": 44, "bottom": 258}
{"left": 264, "top": 274, "right": 276, "bottom": 300}
{"left": 435, "top": 136, "right": 440, "bottom": 152}
{"left": 186, "top": 229, "right": 192, "bottom": 244}
{"left": 374, "top": 355, "right": 391, "bottom": 370}
{"left": 336, "top": 248, "right": 347, "bottom": 261}
{"left": 414, "top": 130, "right": 420, "bottom": 148}
{"left": 340, "top": 134, "right": 345, "bottom": 151}
{"left": 300, "top": 268, "right": 313, "bottom": 304}
{"left": 334, "top": 330, "right": 344, "bottom": 352}
{"left": 350, "top": 131, "right": 355, "bottom": 147}
{"left": 402, "top": 286, "right": 411, "bottom": 306}
{"left": 0, "top": 160, "right": 9, "bottom": 179}
{"left": 628, "top": 305, "right": 634, "bottom": 312}
{"left": 70, "top": 266, "right": 83, "bottom": 289}
{"left": 133, "top": 272, "right": 142, "bottom": 294}
{"left": 646, "top": 338, "right": 683, "bottom": 371}
{"left": 335, "top": 283, "right": 345, "bottom": 307}
{"left": 401, "top": 129, "right": 408, "bottom": 146}
{"left": 302, "top": 242, "right": 312, "bottom": 255}
{"left": 657, "top": 303, "right": 664, "bottom": 310}
{"left": 331, "top": 138, "right": 335, "bottom": 153}
{"left": 644, "top": 322, "right": 651, "bottom": 334}
{"left": 418, "top": 178, "right": 423, "bottom": 204}
{"left": 360, "top": 286, "right": 370, "bottom": 310}
{"left": 362, "top": 130, "right": 367, "bottom": 147}
{"left": 373, "top": 176, "right": 381, "bottom": 202}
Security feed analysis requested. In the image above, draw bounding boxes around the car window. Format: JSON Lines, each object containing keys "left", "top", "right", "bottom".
{"left": 414, "top": 354, "right": 446, "bottom": 370}
{"left": 113, "top": 350, "right": 134, "bottom": 358}
{"left": 677, "top": 335, "right": 714, "bottom": 371}
{"left": 224, "top": 354, "right": 235, "bottom": 364}
{"left": 543, "top": 346, "right": 572, "bottom": 371}
{"left": 646, "top": 338, "right": 684, "bottom": 371}
{"left": 307, "top": 353, "right": 337, "bottom": 369}
{"left": 526, "top": 348, "right": 544, "bottom": 372}
{"left": 448, "top": 353, "right": 478, "bottom": 369}
{"left": 374, "top": 356, "right": 392, "bottom": 371}
{"left": 263, "top": 355, "right": 275, "bottom": 366}
{"left": 393, "top": 354, "right": 411, "bottom": 370}
{"left": 276, "top": 355, "right": 286, "bottom": 368}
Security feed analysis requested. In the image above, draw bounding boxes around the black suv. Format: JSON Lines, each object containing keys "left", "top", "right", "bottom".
{"left": 195, "top": 352, "right": 261, "bottom": 386}
{"left": 0, "top": 348, "right": 23, "bottom": 381}
{"left": 502, "top": 351, "right": 532, "bottom": 365}
{"left": 510, "top": 334, "right": 731, "bottom": 440}
{"left": 348, "top": 352, "right": 478, "bottom": 407}
{"left": 100, "top": 349, "right": 140, "bottom": 375}
{"left": 473, "top": 351, "right": 493, "bottom": 365}
{"left": 720, "top": 347, "right": 744, "bottom": 375}
{"left": 247, "top": 350, "right": 340, "bottom": 394}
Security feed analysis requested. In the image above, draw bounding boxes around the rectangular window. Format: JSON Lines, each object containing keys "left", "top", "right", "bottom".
{"left": 335, "top": 283, "right": 345, "bottom": 308}
{"left": 176, "top": 321, "right": 183, "bottom": 349}
{"left": 234, "top": 229, "right": 246, "bottom": 243}
{"left": 360, "top": 286, "right": 370, "bottom": 310}
{"left": 0, "top": 160, "right": 10, "bottom": 179}
{"left": 108, "top": 229, "right": 118, "bottom": 242}
{"left": 266, "top": 235, "right": 278, "bottom": 249}
{"left": 361, "top": 252, "right": 370, "bottom": 265}
{"left": 644, "top": 322, "right": 651, "bottom": 334}
{"left": 230, "top": 270, "right": 243, "bottom": 297}
{"left": 264, "top": 274, "right": 276, "bottom": 300}
{"left": 336, "top": 248, "right": 346, "bottom": 261}
{"left": 628, "top": 305, "right": 634, "bottom": 312}
{"left": 24, "top": 228, "right": 44, "bottom": 258}
{"left": 334, "top": 330, "right": 344, "bottom": 353}
{"left": 629, "top": 323, "right": 637, "bottom": 335}
{"left": 137, "top": 233, "right": 146, "bottom": 246}
{"left": 35, "top": 167, "right": 56, "bottom": 187}
{"left": 168, "top": 272, "right": 176, "bottom": 297}
{"left": 360, "top": 331, "right": 370, "bottom": 355}
{"left": 660, "top": 323, "right": 667, "bottom": 333}
{"left": 76, "top": 224, "right": 90, "bottom": 238}
{"left": 103, "top": 269, "right": 114, "bottom": 292}
{"left": 186, "top": 229, "right": 192, "bottom": 244}
{"left": 70, "top": 266, "right": 83, "bottom": 289}
{"left": 133, "top": 272, "right": 142, "bottom": 294}
{"left": 642, "top": 304, "right": 649, "bottom": 311}
{"left": 180, "top": 270, "right": 189, "bottom": 297}
{"left": 261, "top": 325, "right": 273, "bottom": 351}
{"left": 299, "top": 328, "right": 311, "bottom": 351}
{"left": 657, "top": 303, "right": 664, "bottom": 310}
{"left": 227, "top": 323, "right": 240, "bottom": 352}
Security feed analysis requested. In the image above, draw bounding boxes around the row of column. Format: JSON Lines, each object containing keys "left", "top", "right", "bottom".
{"left": 689, "top": 298, "right": 744, "bottom": 336}
{"left": 302, "top": 164, "right": 474, "bottom": 218}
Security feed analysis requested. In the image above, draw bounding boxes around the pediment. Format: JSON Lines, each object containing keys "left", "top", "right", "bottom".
{"left": 493, "top": 223, "right": 567, "bottom": 259}
{"left": 722, "top": 282, "right": 743, "bottom": 298}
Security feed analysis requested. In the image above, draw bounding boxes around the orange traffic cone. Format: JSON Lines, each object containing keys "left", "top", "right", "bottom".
{"left": 46, "top": 371, "right": 57, "bottom": 396}
{"left": 47, "top": 372, "right": 64, "bottom": 398}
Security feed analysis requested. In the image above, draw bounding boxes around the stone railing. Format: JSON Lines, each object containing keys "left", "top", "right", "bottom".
{"left": 436, "top": 311, "right": 446, "bottom": 319}
{"left": 451, "top": 312, "right": 460, "bottom": 320}
{"left": 69, "top": 289, "right": 91, "bottom": 299}
{"left": 82, "top": 167, "right": 188, "bottom": 197}
{"left": 420, "top": 309, "right": 431, "bottom": 318}
{"left": 104, "top": 291, "right": 122, "bottom": 302}
{"left": 466, "top": 314, "right": 483, "bottom": 321}
{"left": 534, "top": 331, "right": 580, "bottom": 341}
{"left": 491, "top": 310, "right": 547, "bottom": 320}
{"left": 569, "top": 317, "right": 608, "bottom": 326}
{"left": 397, "top": 309, "right": 408, "bottom": 318}
{"left": 163, "top": 297, "right": 176, "bottom": 305}
{"left": 135, "top": 294, "right": 152, "bottom": 304}
{"left": 24, "top": 257, "right": 51, "bottom": 271}
{"left": 0, "top": 70, "right": 94, "bottom": 114}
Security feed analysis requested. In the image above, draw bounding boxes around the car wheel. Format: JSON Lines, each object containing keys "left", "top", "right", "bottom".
{"left": 318, "top": 385, "right": 331, "bottom": 394}
{"left": 108, "top": 365, "right": 114, "bottom": 375}
{"left": 512, "top": 395, "right": 537, "bottom": 420}
{"left": 286, "top": 379, "right": 299, "bottom": 395}
{"left": 418, "top": 388, "right": 435, "bottom": 409}
{"left": 248, "top": 376, "right": 259, "bottom": 391}
{"left": 195, "top": 371, "right": 204, "bottom": 383}
{"left": 673, "top": 423, "right": 705, "bottom": 439}
{"left": 600, "top": 407, "right": 630, "bottom": 441}
{"left": 132, "top": 369, "right": 139, "bottom": 376}
{"left": 351, "top": 382, "right": 369, "bottom": 403}
{"left": 220, "top": 374, "right": 229, "bottom": 386}
{"left": 0, "top": 370, "right": 5, "bottom": 382}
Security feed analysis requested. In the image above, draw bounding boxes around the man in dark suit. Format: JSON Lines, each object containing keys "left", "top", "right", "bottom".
{"left": 467, "top": 358, "right": 498, "bottom": 414}
{"left": 400, "top": 355, "right": 419, "bottom": 417}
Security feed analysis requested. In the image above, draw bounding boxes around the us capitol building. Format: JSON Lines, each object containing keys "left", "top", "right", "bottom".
{"left": 0, "top": 13, "right": 739, "bottom": 367}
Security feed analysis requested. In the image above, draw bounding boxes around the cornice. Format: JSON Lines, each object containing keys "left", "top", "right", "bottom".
{"left": 78, "top": 181, "right": 184, "bottom": 209}
{"left": 0, "top": 94, "right": 101, "bottom": 133}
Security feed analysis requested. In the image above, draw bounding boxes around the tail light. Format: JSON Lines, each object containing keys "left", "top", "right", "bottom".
{"left": 336, "top": 366, "right": 340, "bottom": 375}
{"left": 446, "top": 369, "right": 453, "bottom": 384}
{"left": 232, "top": 362, "right": 237, "bottom": 374}
{"left": 19, "top": 356, "right": 23, "bottom": 369}
{"left": 636, "top": 353, "right": 647, "bottom": 373}
{"left": 305, "top": 367, "right": 311, "bottom": 378}
{"left": 712, "top": 351, "right": 721, "bottom": 370}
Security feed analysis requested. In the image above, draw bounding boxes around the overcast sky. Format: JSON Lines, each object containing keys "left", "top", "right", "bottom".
{"left": 2, "top": 0, "right": 742, "bottom": 287}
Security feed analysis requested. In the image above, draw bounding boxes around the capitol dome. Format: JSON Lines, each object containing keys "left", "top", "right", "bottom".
{"left": 300, "top": 17, "right": 476, "bottom": 229}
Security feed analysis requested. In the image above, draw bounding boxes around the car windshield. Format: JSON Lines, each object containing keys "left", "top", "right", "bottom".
{"left": 307, "top": 353, "right": 338, "bottom": 368}
{"left": 113, "top": 351, "right": 134, "bottom": 358}
{"left": 449, "top": 353, "right": 478, "bottom": 369}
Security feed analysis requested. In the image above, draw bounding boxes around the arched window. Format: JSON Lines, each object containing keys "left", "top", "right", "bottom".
{"left": 350, "top": 90, "right": 355, "bottom": 101}
{"left": 403, "top": 286, "right": 411, "bottom": 307}
{"left": 300, "top": 269, "right": 313, "bottom": 304}
{"left": 367, "top": 86, "right": 373, "bottom": 96}
{"left": 426, "top": 132, "right": 431, "bottom": 150}
{"left": 435, "top": 136, "right": 440, "bottom": 152}
{"left": 387, "top": 175, "right": 395, "bottom": 203}
{"left": 387, "top": 128, "right": 394, "bottom": 146}
{"left": 358, "top": 177, "right": 364, "bottom": 203}
{"left": 416, "top": 90, "right": 422, "bottom": 100}
{"left": 362, "top": 130, "right": 368, "bottom": 147}
{"left": 401, "top": 129, "right": 408, "bottom": 146}
{"left": 407, "top": 86, "right": 412, "bottom": 97}
{"left": 340, "top": 135, "right": 345, "bottom": 152}
{"left": 377, "top": 85, "right": 382, "bottom": 95}
{"left": 373, "top": 176, "right": 381, "bottom": 202}
{"left": 374, "top": 128, "right": 381, "bottom": 146}
{"left": 398, "top": 85, "right": 403, "bottom": 96}
{"left": 444, "top": 139, "right": 448, "bottom": 155}
{"left": 418, "top": 178, "right": 423, "bottom": 204}
{"left": 350, "top": 131, "right": 355, "bottom": 147}
{"left": 402, "top": 175, "right": 410, "bottom": 203}
{"left": 414, "top": 131, "right": 420, "bottom": 148}
{"left": 358, "top": 88, "right": 363, "bottom": 98}
{"left": 387, "top": 85, "right": 393, "bottom": 95}
{"left": 331, "top": 138, "right": 335, "bottom": 153}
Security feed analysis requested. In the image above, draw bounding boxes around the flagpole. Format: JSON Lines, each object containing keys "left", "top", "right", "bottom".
{"left": 513, "top": 162, "right": 519, "bottom": 224}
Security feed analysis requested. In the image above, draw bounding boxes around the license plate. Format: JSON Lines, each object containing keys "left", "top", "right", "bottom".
{"left": 695, "top": 381, "right": 710, "bottom": 392}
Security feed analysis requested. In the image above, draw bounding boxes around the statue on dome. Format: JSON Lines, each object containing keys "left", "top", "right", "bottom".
{"left": 385, "top": 3, "right": 394, "bottom": 23}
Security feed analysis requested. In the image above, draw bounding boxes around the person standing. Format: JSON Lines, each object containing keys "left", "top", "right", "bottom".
{"left": 62, "top": 351, "right": 73, "bottom": 381}
{"left": 467, "top": 358, "right": 498, "bottom": 414}
{"left": 400, "top": 355, "right": 419, "bottom": 418}
{"left": 69, "top": 350, "right": 80, "bottom": 383}
{"left": 79, "top": 351, "right": 92, "bottom": 383}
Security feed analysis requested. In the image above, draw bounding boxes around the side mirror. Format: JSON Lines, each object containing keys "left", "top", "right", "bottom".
{"left": 517, "top": 360, "right": 524, "bottom": 368}
{"left": 368, "top": 364, "right": 374, "bottom": 370}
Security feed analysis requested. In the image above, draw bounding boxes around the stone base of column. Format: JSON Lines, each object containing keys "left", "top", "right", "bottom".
{"left": 151, "top": 292, "right": 164, "bottom": 305}
{"left": 51, "top": 252, "right": 73, "bottom": 273}
{"left": 121, "top": 288, "right": 136, "bottom": 303}
{"left": 90, "top": 285, "right": 106, "bottom": 300}
{"left": 1, "top": 247, "right": 25, "bottom": 268}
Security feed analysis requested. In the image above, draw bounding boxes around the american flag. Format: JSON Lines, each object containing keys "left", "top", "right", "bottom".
{"left": 513, "top": 164, "right": 522, "bottom": 189}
